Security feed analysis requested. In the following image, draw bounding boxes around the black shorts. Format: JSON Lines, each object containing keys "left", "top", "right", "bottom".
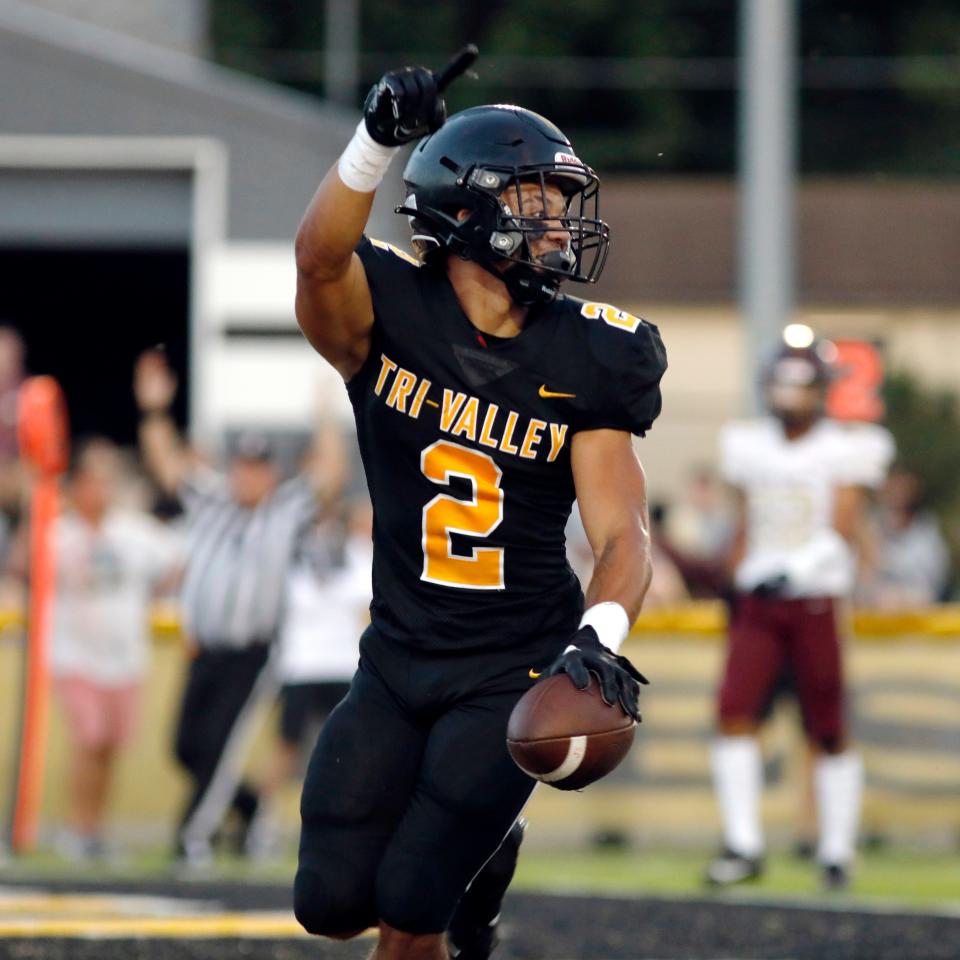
{"left": 279, "top": 681, "right": 352, "bottom": 745}
{"left": 293, "top": 623, "right": 566, "bottom": 937}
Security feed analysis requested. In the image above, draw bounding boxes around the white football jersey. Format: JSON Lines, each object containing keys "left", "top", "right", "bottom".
{"left": 720, "top": 418, "right": 894, "bottom": 597}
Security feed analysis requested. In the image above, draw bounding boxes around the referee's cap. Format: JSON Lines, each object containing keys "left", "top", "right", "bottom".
{"left": 230, "top": 430, "right": 276, "bottom": 463}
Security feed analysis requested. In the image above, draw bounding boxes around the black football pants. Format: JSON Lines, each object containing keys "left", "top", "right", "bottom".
{"left": 173, "top": 644, "right": 273, "bottom": 854}
{"left": 293, "top": 624, "right": 558, "bottom": 936}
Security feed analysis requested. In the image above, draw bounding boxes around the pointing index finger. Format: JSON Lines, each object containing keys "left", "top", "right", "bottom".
{"left": 434, "top": 44, "right": 479, "bottom": 92}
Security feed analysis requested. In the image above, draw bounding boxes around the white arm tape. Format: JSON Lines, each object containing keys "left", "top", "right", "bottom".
{"left": 578, "top": 601, "right": 630, "bottom": 654}
{"left": 337, "top": 120, "right": 399, "bottom": 193}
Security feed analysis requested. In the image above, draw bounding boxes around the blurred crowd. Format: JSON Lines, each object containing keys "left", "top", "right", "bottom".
{"left": 634, "top": 460, "right": 951, "bottom": 611}
{"left": 0, "top": 324, "right": 954, "bottom": 866}
{"left": 568, "top": 459, "right": 952, "bottom": 613}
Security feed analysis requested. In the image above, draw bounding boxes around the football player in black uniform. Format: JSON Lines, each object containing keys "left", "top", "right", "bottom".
{"left": 292, "top": 48, "right": 667, "bottom": 960}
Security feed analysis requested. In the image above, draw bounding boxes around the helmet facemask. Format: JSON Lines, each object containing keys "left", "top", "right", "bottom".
{"left": 400, "top": 159, "right": 610, "bottom": 305}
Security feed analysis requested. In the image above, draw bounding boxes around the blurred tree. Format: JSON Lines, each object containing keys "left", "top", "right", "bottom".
{"left": 208, "top": 0, "right": 960, "bottom": 175}
{"left": 883, "top": 372, "right": 960, "bottom": 515}
{"left": 882, "top": 371, "right": 960, "bottom": 596}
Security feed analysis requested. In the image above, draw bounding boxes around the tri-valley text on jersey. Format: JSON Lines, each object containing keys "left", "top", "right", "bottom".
{"left": 373, "top": 353, "right": 568, "bottom": 463}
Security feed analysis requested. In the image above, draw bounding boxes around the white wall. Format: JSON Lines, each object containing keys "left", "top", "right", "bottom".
{"left": 20, "top": 0, "right": 208, "bottom": 56}
{"left": 204, "top": 242, "right": 353, "bottom": 435}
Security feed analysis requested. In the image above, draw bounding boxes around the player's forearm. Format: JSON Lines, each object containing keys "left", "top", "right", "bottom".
{"left": 305, "top": 417, "right": 349, "bottom": 507}
{"left": 294, "top": 168, "right": 377, "bottom": 283}
{"left": 584, "top": 526, "right": 653, "bottom": 625}
{"left": 832, "top": 485, "right": 866, "bottom": 543}
{"left": 138, "top": 413, "right": 185, "bottom": 495}
{"left": 295, "top": 113, "right": 402, "bottom": 281}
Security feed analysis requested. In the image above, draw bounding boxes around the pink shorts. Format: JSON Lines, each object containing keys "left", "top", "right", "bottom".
{"left": 54, "top": 676, "right": 142, "bottom": 751}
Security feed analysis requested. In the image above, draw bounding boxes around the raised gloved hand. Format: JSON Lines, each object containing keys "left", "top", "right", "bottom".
{"left": 363, "top": 45, "right": 478, "bottom": 146}
{"left": 545, "top": 626, "right": 649, "bottom": 722}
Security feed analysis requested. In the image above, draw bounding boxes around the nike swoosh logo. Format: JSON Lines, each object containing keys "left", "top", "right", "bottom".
{"left": 528, "top": 669, "right": 542, "bottom": 679}
{"left": 538, "top": 385, "right": 576, "bottom": 399}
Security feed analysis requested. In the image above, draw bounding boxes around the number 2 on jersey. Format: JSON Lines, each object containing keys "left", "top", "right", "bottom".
{"left": 420, "top": 440, "right": 504, "bottom": 590}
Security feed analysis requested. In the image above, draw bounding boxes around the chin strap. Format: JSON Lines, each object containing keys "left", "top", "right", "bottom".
{"left": 501, "top": 266, "right": 561, "bottom": 306}
{"left": 475, "top": 246, "right": 576, "bottom": 307}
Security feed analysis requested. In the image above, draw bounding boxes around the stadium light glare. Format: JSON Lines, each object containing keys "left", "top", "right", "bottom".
{"left": 783, "top": 323, "right": 815, "bottom": 348}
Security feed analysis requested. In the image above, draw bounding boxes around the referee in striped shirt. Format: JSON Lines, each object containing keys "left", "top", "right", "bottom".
{"left": 134, "top": 350, "right": 345, "bottom": 867}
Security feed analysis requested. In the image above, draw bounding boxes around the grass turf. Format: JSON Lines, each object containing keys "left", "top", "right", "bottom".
{"left": 511, "top": 848, "right": 960, "bottom": 910}
{"left": 5, "top": 846, "right": 958, "bottom": 913}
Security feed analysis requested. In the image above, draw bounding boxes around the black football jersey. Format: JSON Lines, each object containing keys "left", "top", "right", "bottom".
{"left": 346, "top": 237, "right": 667, "bottom": 654}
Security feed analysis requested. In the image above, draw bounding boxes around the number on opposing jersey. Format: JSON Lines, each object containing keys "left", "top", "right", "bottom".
{"left": 420, "top": 440, "right": 504, "bottom": 590}
{"left": 581, "top": 301, "right": 642, "bottom": 333}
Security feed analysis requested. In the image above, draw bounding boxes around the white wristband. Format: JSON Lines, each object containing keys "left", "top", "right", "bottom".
{"left": 578, "top": 601, "right": 630, "bottom": 654}
{"left": 337, "top": 120, "right": 399, "bottom": 193}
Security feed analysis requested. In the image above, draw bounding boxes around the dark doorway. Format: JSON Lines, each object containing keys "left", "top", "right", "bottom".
{"left": 0, "top": 247, "right": 189, "bottom": 446}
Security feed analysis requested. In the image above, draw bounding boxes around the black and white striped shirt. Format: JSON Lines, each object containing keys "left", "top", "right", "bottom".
{"left": 179, "top": 470, "right": 317, "bottom": 649}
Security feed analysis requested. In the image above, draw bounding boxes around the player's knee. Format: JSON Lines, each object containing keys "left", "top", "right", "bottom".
{"left": 293, "top": 867, "right": 374, "bottom": 939}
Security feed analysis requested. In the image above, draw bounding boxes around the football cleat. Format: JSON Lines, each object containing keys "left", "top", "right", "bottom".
{"left": 792, "top": 837, "right": 816, "bottom": 861}
{"left": 821, "top": 862, "right": 850, "bottom": 891}
{"left": 704, "top": 848, "right": 764, "bottom": 887}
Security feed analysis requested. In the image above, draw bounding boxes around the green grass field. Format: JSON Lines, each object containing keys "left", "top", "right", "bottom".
{"left": 512, "top": 848, "right": 960, "bottom": 911}
{"left": 5, "top": 846, "right": 958, "bottom": 914}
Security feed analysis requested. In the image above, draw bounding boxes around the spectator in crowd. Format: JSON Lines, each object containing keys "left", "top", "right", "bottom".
{"left": 49, "top": 438, "right": 181, "bottom": 861}
{"left": 666, "top": 466, "right": 734, "bottom": 564}
{"left": 0, "top": 325, "right": 24, "bottom": 464}
{"left": 247, "top": 498, "right": 373, "bottom": 860}
{"left": 656, "top": 467, "right": 735, "bottom": 601}
{"left": 0, "top": 327, "right": 26, "bottom": 571}
{"left": 133, "top": 349, "right": 346, "bottom": 869}
{"left": 706, "top": 339, "right": 894, "bottom": 891}
{"left": 858, "top": 467, "right": 950, "bottom": 608}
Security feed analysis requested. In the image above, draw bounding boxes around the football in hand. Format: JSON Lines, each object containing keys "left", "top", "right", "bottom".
{"left": 506, "top": 674, "right": 636, "bottom": 791}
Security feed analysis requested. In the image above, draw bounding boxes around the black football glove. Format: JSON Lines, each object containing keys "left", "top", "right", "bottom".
{"left": 363, "top": 68, "right": 445, "bottom": 146}
{"left": 751, "top": 573, "right": 790, "bottom": 598}
{"left": 545, "top": 626, "right": 649, "bottom": 723}
{"left": 363, "top": 45, "right": 479, "bottom": 147}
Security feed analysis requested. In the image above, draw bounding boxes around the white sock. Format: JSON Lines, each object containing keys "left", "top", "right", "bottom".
{"left": 815, "top": 751, "right": 863, "bottom": 866}
{"left": 710, "top": 736, "right": 764, "bottom": 858}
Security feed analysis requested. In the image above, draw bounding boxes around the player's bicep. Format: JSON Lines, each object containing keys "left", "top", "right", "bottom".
{"left": 295, "top": 251, "right": 374, "bottom": 381}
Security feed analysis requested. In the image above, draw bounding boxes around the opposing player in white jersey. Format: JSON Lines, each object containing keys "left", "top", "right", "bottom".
{"left": 706, "top": 339, "right": 894, "bottom": 890}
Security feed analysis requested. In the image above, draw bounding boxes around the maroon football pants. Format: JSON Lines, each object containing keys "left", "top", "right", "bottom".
{"left": 717, "top": 594, "right": 847, "bottom": 751}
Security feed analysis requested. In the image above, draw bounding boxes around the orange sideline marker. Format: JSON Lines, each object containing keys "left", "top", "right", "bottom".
{"left": 9, "top": 377, "right": 68, "bottom": 853}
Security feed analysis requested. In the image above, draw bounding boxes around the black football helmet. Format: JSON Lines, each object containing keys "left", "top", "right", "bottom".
{"left": 396, "top": 105, "right": 610, "bottom": 305}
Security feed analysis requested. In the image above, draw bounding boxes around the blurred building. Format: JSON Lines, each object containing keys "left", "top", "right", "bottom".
{"left": 2, "top": 0, "right": 959, "bottom": 499}
{"left": 0, "top": 0, "right": 405, "bottom": 448}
